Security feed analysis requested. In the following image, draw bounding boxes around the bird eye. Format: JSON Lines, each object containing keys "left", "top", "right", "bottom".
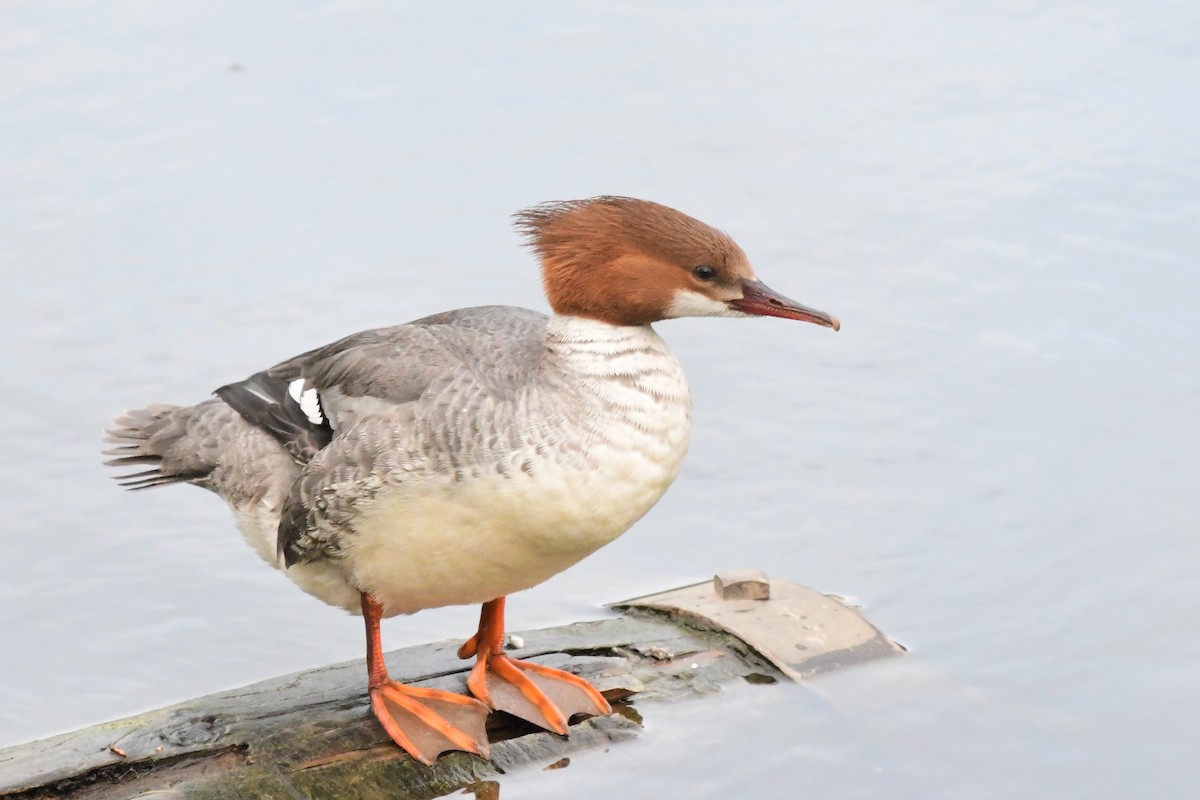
{"left": 692, "top": 264, "right": 717, "bottom": 281}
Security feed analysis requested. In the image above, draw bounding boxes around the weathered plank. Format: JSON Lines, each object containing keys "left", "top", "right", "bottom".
{"left": 613, "top": 573, "right": 901, "bottom": 680}
{"left": 0, "top": 576, "right": 900, "bottom": 800}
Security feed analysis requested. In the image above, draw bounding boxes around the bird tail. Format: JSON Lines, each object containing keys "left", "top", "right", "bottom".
{"left": 103, "top": 402, "right": 219, "bottom": 490}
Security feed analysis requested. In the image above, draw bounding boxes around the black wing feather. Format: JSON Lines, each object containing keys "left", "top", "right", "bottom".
{"left": 215, "top": 372, "right": 333, "bottom": 464}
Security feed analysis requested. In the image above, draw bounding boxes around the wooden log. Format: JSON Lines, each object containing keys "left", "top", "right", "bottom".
{"left": 0, "top": 575, "right": 900, "bottom": 800}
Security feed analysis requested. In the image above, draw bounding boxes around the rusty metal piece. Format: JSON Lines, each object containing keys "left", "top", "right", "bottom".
{"left": 714, "top": 569, "right": 771, "bottom": 600}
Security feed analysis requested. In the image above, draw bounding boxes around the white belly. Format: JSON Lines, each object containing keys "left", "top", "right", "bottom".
{"left": 345, "top": 448, "right": 682, "bottom": 616}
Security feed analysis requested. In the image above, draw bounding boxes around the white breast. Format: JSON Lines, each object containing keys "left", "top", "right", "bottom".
{"left": 344, "top": 317, "right": 693, "bottom": 616}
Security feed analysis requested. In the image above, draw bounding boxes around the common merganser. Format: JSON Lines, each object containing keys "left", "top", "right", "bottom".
{"left": 103, "top": 196, "right": 839, "bottom": 764}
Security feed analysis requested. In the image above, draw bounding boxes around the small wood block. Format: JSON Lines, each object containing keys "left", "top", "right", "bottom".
{"left": 713, "top": 569, "right": 771, "bottom": 600}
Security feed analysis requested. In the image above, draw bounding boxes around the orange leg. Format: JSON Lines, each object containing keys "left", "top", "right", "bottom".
{"left": 457, "top": 597, "right": 611, "bottom": 734}
{"left": 362, "top": 593, "right": 490, "bottom": 764}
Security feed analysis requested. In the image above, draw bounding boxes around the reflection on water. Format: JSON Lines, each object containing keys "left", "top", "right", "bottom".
{"left": 3, "top": 2, "right": 1199, "bottom": 797}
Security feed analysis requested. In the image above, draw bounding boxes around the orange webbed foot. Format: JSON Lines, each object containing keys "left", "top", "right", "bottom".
{"left": 369, "top": 680, "right": 491, "bottom": 765}
{"left": 461, "top": 597, "right": 611, "bottom": 734}
{"left": 468, "top": 651, "right": 611, "bottom": 734}
{"left": 361, "top": 591, "right": 491, "bottom": 765}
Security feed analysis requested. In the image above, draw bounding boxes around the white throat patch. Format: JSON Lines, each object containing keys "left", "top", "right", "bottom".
{"left": 665, "top": 289, "right": 748, "bottom": 319}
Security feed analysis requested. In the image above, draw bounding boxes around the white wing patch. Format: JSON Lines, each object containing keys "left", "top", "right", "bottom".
{"left": 288, "top": 378, "right": 325, "bottom": 425}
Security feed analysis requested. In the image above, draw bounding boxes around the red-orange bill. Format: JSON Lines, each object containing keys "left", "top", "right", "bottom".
{"left": 730, "top": 279, "right": 841, "bottom": 330}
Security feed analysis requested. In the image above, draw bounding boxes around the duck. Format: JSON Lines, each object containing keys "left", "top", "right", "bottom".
{"left": 103, "top": 196, "right": 840, "bottom": 765}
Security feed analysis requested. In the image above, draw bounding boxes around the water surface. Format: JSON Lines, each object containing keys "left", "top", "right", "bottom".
{"left": 2, "top": 2, "right": 1198, "bottom": 797}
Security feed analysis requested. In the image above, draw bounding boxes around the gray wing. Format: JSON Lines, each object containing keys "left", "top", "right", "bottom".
{"left": 267, "top": 306, "right": 546, "bottom": 415}
{"left": 263, "top": 305, "right": 549, "bottom": 566}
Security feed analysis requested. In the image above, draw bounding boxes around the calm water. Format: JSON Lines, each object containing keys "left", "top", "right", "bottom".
{"left": 3, "top": 2, "right": 1199, "bottom": 797}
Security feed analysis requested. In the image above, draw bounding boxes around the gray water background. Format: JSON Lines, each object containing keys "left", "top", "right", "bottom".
{"left": 2, "top": 2, "right": 1198, "bottom": 797}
